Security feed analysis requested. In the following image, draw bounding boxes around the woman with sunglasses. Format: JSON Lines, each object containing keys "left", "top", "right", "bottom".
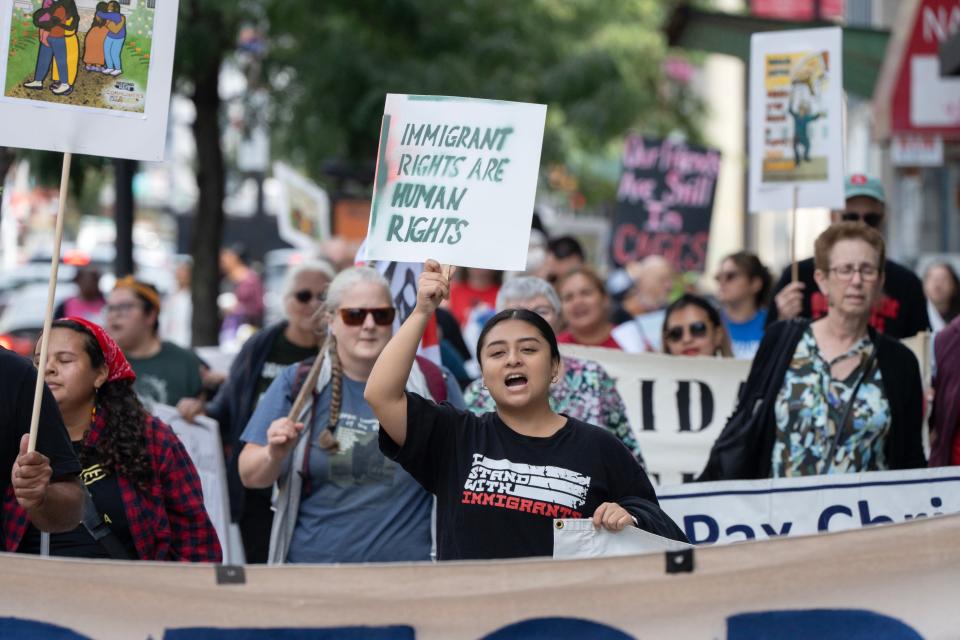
{"left": 702, "top": 223, "right": 925, "bottom": 481}
{"left": 661, "top": 295, "right": 732, "bottom": 358}
{"left": 6, "top": 317, "right": 221, "bottom": 561}
{"left": 714, "top": 251, "right": 772, "bottom": 358}
{"left": 238, "top": 266, "right": 463, "bottom": 564}
{"left": 177, "top": 259, "right": 335, "bottom": 564}
{"left": 366, "top": 260, "right": 686, "bottom": 561}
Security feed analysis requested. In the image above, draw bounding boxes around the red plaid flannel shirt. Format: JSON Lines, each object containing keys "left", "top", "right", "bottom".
{"left": 3, "top": 410, "right": 222, "bottom": 562}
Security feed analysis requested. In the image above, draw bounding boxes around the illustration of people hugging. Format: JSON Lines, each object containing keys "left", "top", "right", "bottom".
{"left": 96, "top": 1, "right": 126, "bottom": 77}
{"left": 83, "top": 2, "right": 109, "bottom": 72}
{"left": 788, "top": 89, "right": 822, "bottom": 167}
{"left": 23, "top": 0, "right": 80, "bottom": 96}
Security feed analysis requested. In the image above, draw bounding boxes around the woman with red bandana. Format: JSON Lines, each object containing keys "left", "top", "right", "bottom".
{"left": 2, "top": 318, "right": 221, "bottom": 561}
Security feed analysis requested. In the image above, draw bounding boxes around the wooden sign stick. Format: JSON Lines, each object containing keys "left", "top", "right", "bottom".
{"left": 790, "top": 185, "right": 799, "bottom": 284}
{"left": 28, "top": 152, "right": 72, "bottom": 453}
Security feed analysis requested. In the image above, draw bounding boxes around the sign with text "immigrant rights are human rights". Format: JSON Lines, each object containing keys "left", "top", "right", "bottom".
{"left": 364, "top": 94, "right": 547, "bottom": 271}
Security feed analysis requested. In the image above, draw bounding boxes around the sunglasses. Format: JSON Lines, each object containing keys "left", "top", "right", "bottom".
{"left": 292, "top": 289, "right": 326, "bottom": 304}
{"left": 841, "top": 211, "right": 883, "bottom": 228}
{"left": 665, "top": 321, "right": 709, "bottom": 343}
{"left": 338, "top": 307, "right": 396, "bottom": 326}
{"left": 714, "top": 271, "right": 742, "bottom": 284}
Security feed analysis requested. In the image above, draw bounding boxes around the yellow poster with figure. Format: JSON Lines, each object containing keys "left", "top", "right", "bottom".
{"left": 0, "top": 0, "right": 179, "bottom": 161}
{"left": 749, "top": 28, "right": 845, "bottom": 212}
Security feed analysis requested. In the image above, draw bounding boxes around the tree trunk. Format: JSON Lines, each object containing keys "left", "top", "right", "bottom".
{"left": 113, "top": 158, "right": 136, "bottom": 277}
{"left": 190, "top": 52, "right": 225, "bottom": 346}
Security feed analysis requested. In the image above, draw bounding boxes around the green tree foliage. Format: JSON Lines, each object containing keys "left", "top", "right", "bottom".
{"left": 264, "top": 0, "right": 702, "bottom": 187}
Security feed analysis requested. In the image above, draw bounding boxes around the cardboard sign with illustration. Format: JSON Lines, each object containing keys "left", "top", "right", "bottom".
{"left": 0, "top": 0, "right": 178, "bottom": 161}
{"left": 749, "top": 27, "right": 845, "bottom": 211}
{"left": 364, "top": 94, "right": 547, "bottom": 271}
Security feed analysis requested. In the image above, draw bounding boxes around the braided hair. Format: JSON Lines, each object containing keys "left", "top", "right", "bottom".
{"left": 325, "top": 335, "right": 342, "bottom": 432}
{"left": 52, "top": 319, "right": 154, "bottom": 492}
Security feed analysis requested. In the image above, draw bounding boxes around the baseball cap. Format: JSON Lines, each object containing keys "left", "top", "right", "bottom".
{"left": 845, "top": 174, "right": 885, "bottom": 204}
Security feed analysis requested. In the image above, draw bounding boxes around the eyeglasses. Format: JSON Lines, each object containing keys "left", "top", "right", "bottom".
{"left": 292, "top": 289, "right": 326, "bottom": 304}
{"left": 338, "top": 307, "right": 396, "bottom": 326}
{"left": 829, "top": 264, "right": 881, "bottom": 281}
{"left": 105, "top": 302, "right": 138, "bottom": 316}
{"left": 665, "top": 321, "right": 708, "bottom": 343}
{"left": 841, "top": 211, "right": 883, "bottom": 228}
{"left": 714, "top": 271, "right": 742, "bottom": 284}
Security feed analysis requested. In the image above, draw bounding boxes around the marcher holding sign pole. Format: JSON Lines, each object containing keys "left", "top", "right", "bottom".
{"left": 367, "top": 260, "right": 687, "bottom": 560}
{"left": 791, "top": 186, "right": 799, "bottom": 283}
{"left": 28, "top": 152, "right": 72, "bottom": 453}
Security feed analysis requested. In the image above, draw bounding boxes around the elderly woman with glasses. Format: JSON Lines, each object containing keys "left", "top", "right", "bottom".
{"left": 177, "top": 259, "right": 334, "bottom": 564}
{"left": 237, "top": 266, "right": 463, "bottom": 564}
{"left": 463, "top": 276, "right": 644, "bottom": 464}
{"left": 701, "top": 223, "right": 926, "bottom": 480}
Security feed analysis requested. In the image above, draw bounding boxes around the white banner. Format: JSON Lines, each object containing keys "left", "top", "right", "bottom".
{"left": 659, "top": 466, "right": 959, "bottom": 545}
{"left": 0, "top": 515, "right": 957, "bottom": 638}
{"left": 748, "top": 27, "right": 845, "bottom": 211}
{"left": 364, "top": 93, "right": 546, "bottom": 271}
{"left": 153, "top": 403, "right": 233, "bottom": 564}
{"left": 564, "top": 341, "right": 932, "bottom": 484}
{"left": 553, "top": 518, "right": 692, "bottom": 559}
{"left": 0, "top": 0, "right": 179, "bottom": 161}
{"left": 561, "top": 344, "right": 751, "bottom": 484}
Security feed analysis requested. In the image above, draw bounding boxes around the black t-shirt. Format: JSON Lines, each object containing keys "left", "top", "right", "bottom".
{"left": 379, "top": 393, "right": 686, "bottom": 560}
{"left": 18, "top": 441, "right": 136, "bottom": 559}
{"left": 767, "top": 257, "right": 930, "bottom": 339}
{"left": 0, "top": 348, "right": 80, "bottom": 499}
{"left": 254, "top": 332, "right": 318, "bottom": 401}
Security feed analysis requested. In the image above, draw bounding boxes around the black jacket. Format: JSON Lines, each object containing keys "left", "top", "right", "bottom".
{"left": 206, "top": 321, "right": 287, "bottom": 518}
{"left": 699, "top": 319, "right": 926, "bottom": 481}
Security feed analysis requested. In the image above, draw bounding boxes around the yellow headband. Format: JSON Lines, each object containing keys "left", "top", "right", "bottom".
{"left": 113, "top": 275, "right": 161, "bottom": 310}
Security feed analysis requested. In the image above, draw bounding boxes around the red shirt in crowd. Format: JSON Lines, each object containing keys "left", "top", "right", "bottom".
{"left": 448, "top": 281, "right": 499, "bottom": 327}
{"left": 556, "top": 330, "right": 623, "bottom": 350}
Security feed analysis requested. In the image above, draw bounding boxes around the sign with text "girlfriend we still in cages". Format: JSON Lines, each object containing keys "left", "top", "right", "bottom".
{"left": 364, "top": 94, "right": 547, "bottom": 271}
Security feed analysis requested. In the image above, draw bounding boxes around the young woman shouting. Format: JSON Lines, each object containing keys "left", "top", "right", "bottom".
{"left": 366, "top": 260, "right": 685, "bottom": 560}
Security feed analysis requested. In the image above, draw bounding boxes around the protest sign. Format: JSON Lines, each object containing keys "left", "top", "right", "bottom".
{"left": 273, "top": 161, "right": 331, "bottom": 251}
{"left": 659, "top": 466, "right": 959, "bottom": 546}
{"left": 748, "top": 27, "right": 845, "bottom": 211}
{"left": 364, "top": 94, "right": 547, "bottom": 271}
{"left": 609, "top": 135, "right": 721, "bottom": 272}
{"left": 153, "top": 403, "right": 233, "bottom": 564}
{"left": 0, "top": 515, "right": 957, "bottom": 638}
{"left": 0, "top": 0, "right": 179, "bottom": 161}
{"left": 561, "top": 344, "right": 751, "bottom": 485}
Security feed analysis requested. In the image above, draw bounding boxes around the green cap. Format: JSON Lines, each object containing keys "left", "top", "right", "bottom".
{"left": 845, "top": 174, "right": 885, "bottom": 204}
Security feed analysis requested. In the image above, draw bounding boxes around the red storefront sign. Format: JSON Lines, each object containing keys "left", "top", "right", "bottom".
{"left": 750, "top": 0, "right": 844, "bottom": 21}
{"left": 891, "top": 0, "right": 960, "bottom": 138}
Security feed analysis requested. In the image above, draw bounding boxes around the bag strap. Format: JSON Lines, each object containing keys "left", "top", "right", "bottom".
{"left": 823, "top": 346, "right": 879, "bottom": 474}
{"left": 415, "top": 355, "right": 447, "bottom": 402}
{"left": 81, "top": 487, "right": 135, "bottom": 560}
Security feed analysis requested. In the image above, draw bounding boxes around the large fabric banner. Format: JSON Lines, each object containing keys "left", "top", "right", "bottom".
{"left": 561, "top": 344, "right": 751, "bottom": 484}
{"left": 562, "top": 342, "right": 933, "bottom": 484}
{"left": 0, "top": 0, "right": 179, "bottom": 160}
{"left": 663, "top": 466, "right": 958, "bottom": 545}
{"left": 0, "top": 515, "right": 957, "bottom": 638}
